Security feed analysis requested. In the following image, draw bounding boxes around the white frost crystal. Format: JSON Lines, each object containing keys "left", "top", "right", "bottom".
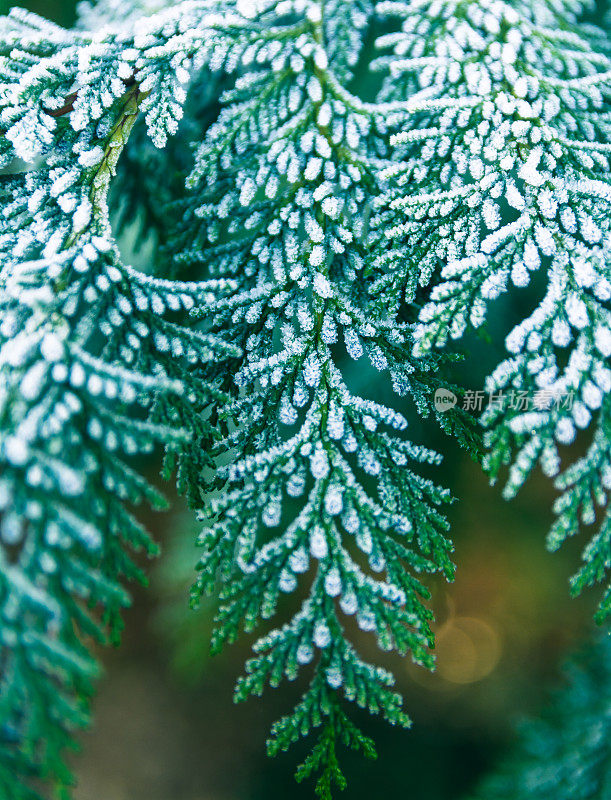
{"left": 313, "top": 621, "right": 331, "bottom": 648}
{"left": 324, "top": 485, "right": 343, "bottom": 516}
{"left": 309, "top": 526, "right": 329, "bottom": 559}
{"left": 324, "top": 566, "right": 342, "bottom": 596}
{"left": 310, "top": 446, "right": 329, "bottom": 479}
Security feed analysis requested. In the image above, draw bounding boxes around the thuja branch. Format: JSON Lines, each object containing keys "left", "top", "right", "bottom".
{"left": 0, "top": 1, "right": 609, "bottom": 798}
{"left": 0, "top": 6, "right": 235, "bottom": 798}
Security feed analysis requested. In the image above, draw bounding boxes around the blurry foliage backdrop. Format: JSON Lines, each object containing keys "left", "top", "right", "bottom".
{"left": 9, "top": 0, "right": 607, "bottom": 798}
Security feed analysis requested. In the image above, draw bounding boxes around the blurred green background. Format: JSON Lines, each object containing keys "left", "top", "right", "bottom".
{"left": 6, "top": 1, "right": 607, "bottom": 798}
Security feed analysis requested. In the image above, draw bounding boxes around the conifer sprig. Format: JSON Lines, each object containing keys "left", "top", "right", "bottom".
{"left": 0, "top": 5, "right": 237, "bottom": 795}
{"left": 181, "top": 4, "right": 470, "bottom": 792}
{"left": 1, "top": 0, "right": 610, "bottom": 798}
{"left": 374, "top": 0, "right": 611, "bottom": 621}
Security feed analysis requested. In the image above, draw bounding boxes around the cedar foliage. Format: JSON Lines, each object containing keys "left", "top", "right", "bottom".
{"left": 0, "top": 1, "right": 609, "bottom": 797}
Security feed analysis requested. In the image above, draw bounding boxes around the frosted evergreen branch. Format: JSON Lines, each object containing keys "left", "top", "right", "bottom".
{"left": 0, "top": 10, "right": 234, "bottom": 795}
{"left": 178, "top": 2, "right": 474, "bottom": 793}
{"left": 2, "top": 0, "right": 609, "bottom": 797}
{"left": 373, "top": 0, "right": 611, "bottom": 620}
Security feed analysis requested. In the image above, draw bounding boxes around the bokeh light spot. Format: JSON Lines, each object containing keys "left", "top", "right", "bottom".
{"left": 435, "top": 617, "right": 502, "bottom": 685}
